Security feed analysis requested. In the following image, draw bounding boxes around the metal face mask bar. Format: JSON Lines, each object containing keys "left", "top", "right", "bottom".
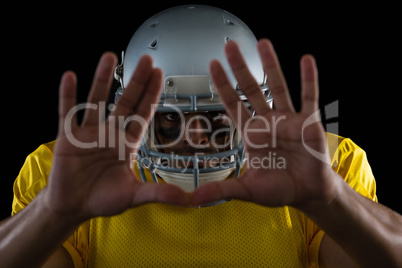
{"left": 135, "top": 144, "right": 247, "bottom": 189}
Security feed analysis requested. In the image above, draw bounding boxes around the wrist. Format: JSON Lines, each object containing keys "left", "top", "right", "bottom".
{"left": 0, "top": 189, "right": 82, "bottom": 267}
{"left": 295, "top": 168, "right": 345, "bottom": 217}
{"left": 295, "top": 171, "right": 365, "bottom": 237}
{"left": 38, "top": 188, "right": 84, "bottom": 231}
{"left": 294, "top": 171, "right": 402, "bottom": 267}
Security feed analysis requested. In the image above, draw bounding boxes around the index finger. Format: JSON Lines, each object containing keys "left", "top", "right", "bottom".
{"left": 210, "top": 59, "right": 251, "bottom": 131}
{"left": 111, "top": 55, "right": 155, "bottom": 118}
{"left": 58, "top": 71, "right": 78, "bottom": 136}
{"left": 224, "top": 41, "right": 271, "bottom": 117}
{"left": 257, "top": 39, "right": 295, "bottom": 113}
{"left": 300, "top": 55, "right": 319, "bottom": 115}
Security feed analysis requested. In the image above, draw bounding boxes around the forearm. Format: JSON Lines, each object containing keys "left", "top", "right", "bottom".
{"left": 303, "top": 174, "right": 402, "bottom": 267}
{"left": 0, "top": 190, "right": 80, "bottom": 268}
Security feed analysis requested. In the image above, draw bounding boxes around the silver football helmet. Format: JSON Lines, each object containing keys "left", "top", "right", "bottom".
{"left": 114, "top": 5, "right": 272, "bottom": 195}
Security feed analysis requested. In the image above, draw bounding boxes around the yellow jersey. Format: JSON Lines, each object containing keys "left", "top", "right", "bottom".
{"left": 12, "top": 133, "right": 377, "bottom": 267}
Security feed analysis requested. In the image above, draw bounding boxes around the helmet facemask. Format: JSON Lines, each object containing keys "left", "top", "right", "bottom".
{"left": 141, "top": 107, "right": 242, "bottom": 193}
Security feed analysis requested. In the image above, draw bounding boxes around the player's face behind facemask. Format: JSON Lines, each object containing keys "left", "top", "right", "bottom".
{"left": 152, "top": 110, "right": 234, "bottom": 170}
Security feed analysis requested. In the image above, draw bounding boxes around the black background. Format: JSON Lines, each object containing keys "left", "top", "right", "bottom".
{"left": 1, "top": 1, "right": 401, "bottom": 220}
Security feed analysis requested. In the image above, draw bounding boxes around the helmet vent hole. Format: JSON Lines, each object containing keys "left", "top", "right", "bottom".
{"left": 223, "top": 16, "right": 236, "bottom": 26}
{"left": 149, "top": 39, "right": 158, "bottom": 49}
{"left": 150, "top": 21, "right": 159, "bottom": 28}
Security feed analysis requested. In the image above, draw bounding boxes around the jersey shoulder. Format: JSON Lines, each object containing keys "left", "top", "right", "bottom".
{"left": 326, "top": 132, "right": 377, "bottom": 201}
{"left": 12, "top": 141, "right": 56, "bottom": 215}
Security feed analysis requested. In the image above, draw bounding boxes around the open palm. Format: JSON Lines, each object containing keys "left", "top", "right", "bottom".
{"left": 192, "top": 40, "right": 339, "bottom": 210}
{"left": 43, "top": 53, "right": 188, "bottom": 222}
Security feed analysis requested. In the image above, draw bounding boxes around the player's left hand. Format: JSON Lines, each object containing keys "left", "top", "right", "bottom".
{"left": 192, "top": 39, "right": 341, "bottom": 211}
